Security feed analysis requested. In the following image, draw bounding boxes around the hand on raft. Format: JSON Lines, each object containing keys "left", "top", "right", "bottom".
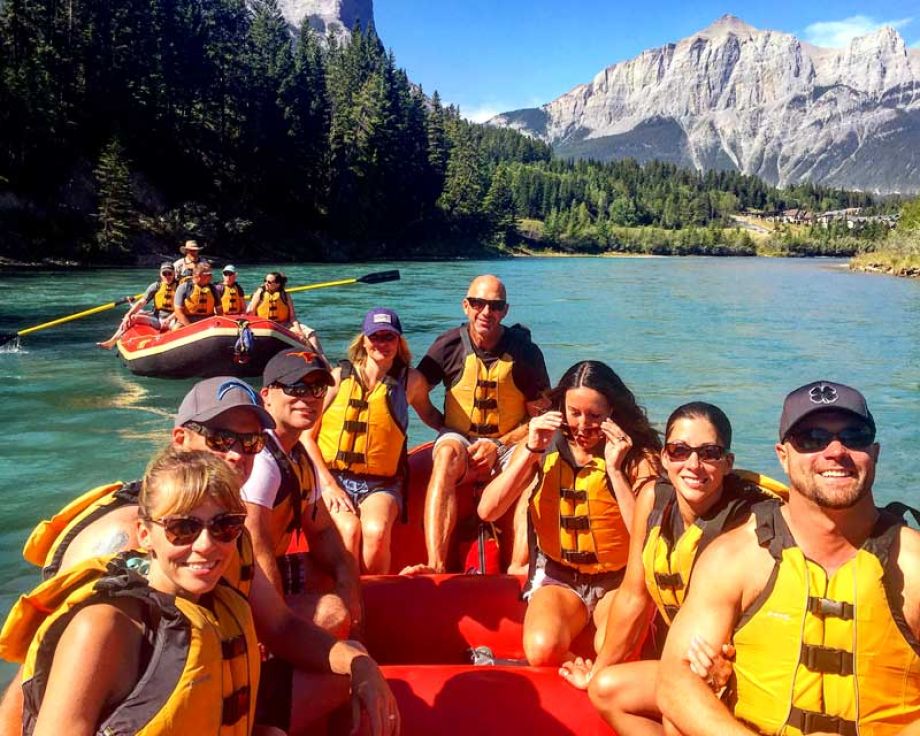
{"left": 350, "top": 654, "right": 400, "bottom": 735}
{"left": 558, "top": 656, "right": 594, "bottom": 690}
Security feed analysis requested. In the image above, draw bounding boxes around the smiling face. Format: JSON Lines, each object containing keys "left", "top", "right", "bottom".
{"left": 363, "top": 330, "right": 399, "bottom": 364}
{"left": 172, "top": 406, "right": 264, "bottom": 480}
{"left": 462, "top": 275, "right": 507, "bottom": 346}
{"left": 776, "top": 410, "right": 879, "bottom": 510}
{"left": 564, "top": 386, "right": 611, "bottom": 452}
{"left": 139, "top": 497, "right": 237, "bottom": 601}
{"left": 662, "top": 416, "right": 734, "bottom": 510}
{"left": 261, "top": 374, "right": 327, "bottom": 432}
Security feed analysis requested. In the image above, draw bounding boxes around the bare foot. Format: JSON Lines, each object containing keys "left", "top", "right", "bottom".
{"left": 96, "top": 339, "right": 116, "bottom": 350}
{"left": 399, "top": 563, "right": 442, "bottom": 576}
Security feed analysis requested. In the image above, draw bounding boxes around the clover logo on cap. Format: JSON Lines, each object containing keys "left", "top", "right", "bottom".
{"left": 809, "top": 384, "right": 838, "bottom": 405}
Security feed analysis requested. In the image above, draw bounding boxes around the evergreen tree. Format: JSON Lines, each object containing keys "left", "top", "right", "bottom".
{"left": 92, "top": 137, "right": 135, "bottom": 257}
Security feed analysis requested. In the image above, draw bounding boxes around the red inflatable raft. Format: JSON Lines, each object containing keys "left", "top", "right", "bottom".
{"left": 116, "top": 314, "right": 308, "bottom": 379}
{"left": 290, "top": 443, "right": 644, "bottom": 735}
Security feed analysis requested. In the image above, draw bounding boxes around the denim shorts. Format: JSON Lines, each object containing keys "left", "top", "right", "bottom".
{"left": 332, "top": 471, "right": 404, "bottom": 514}
{"left": 523, "top": 549, "right": 625, "bottom": 614}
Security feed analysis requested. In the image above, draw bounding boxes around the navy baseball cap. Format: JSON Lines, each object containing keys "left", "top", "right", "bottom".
{"left": 362, "top": 307, "right": 402, "bottom": 336}
{"left": 263, "top": 350, "right": 333, "bottom": 387}
{"left": 779, "top": 380, "right": 875, "bottom": 441}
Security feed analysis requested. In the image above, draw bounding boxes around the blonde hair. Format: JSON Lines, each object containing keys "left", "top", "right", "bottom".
{"left": 346, "top": 332, "right": 412, "bottom": 367}
{"left": 140, "top": 447, "right": 244, "bottom": 519}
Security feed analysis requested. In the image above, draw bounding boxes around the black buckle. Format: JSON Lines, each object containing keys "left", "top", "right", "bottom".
{"left": 470, "top": 423, "right": 499, "bottom": 436}
{"left": 336, "top": 450, "right": 365, "bottom": 465}
{"left": 654, "top": 572, "right": 684, "bottom": 589}
{"left": 800, "top": 644, "right": 853, "bottom": 676}
{"left": 807, "top": 596, "right": 854, "bottom": 620}
{"left": 342, "top": 420, "right": 368, "bottom": 433}
{"left": 559, "top": 515, "right": 590, "bottom": 531}
{"left": 473, "top": 398, "right": 498, "bottom": 410}
{"left": 477, "top": 380, "right": 498, "bottom": 389}
{"left": 559, "top": 488, "right": 587, "bottom": 502}
{"left": 561, "top": 549, "right": 598, "bottom": 565}
{"left": 221, "top": 635, "right": 247, "bottom": 659}
{"left": 348, "top": 398, "right": 369, "bottom": 409}
{"left": 222, "top": 686, "right": 251, "bottom": 725}
{"left": 787, "top": 706, "right": 857, "bottom": 736}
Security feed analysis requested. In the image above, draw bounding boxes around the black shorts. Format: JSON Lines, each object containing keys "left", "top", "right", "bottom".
{"left": 276, "top": 552, "right": 309, "bottom": 596}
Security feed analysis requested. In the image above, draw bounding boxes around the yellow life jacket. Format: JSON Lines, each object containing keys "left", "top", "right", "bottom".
{"left": 318, "top": 360, "right": 408, "bottom": 481}
{"left": 443, "top": 327, "right": 529, "bottom": 439}
{"left": 22, "top": 480, "right": 254, "bottom": 596}
{"left": 182, "top": 282, "right": 217, "bottom": 318}
{"left": 1, "top": 553, "right": 258, "bottom": 736}
{"left": 529, "top": 436, "right": 631, "bottom": 575}
{"left": 263, "top": 432, "right": 317, "bottom": 538}
{"left": 731, "top": 500, "right": 920, "bottom": 736}
{"left": 255, "top": 290, "right": 290, "bottom": 323}
{"left": 152, "top": 279, "right": 177, "bottom": 317}
{"left": 220, "top": 283, "right": 245, "bottom": 314}
{"left": 641, "top": 470, "right": 788, "bottom": 625}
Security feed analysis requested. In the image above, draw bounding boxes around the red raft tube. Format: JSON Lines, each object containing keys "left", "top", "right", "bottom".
{"left": 288, "top": 443, "right": 648, "bottom": 735}
{"left": 116, "top": 314, "right": 309, "bottom": 379}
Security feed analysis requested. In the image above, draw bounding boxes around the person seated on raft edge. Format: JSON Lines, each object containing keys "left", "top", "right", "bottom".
{"left": 215, "top": 264, "right": 247, "bottom": 316}
{"left": 559, "top": 402, "right": 788, "bottom": 735}
{"left": 247, "top": 271, "right": 325, "bottom": 358}
{"left": 172, "top": 261, "right": 223, "bottom": 329}
{"left": 0, "top": 377, "right": 400, "bottom": 736}
{"left": 478, "top": 360, "right": 662, "bottom": 667}
{"left": 400, "top": 274, "right": 552, "bottom": 577}
{"left": 657, "top": 381, "right": 920, "bottom": 736}
{"left": 1, "top": 448, "right": 287, "bottom": 736}
{"left": 97, "top": 261, "right": 178, "bottom": 349}
{"left": 310, "top": 307, "right": 435, "bottom": 575}
{"left": 173, "top": 238, "right": 209, "bottom": 282}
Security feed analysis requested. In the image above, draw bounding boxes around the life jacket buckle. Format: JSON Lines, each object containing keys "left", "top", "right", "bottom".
{"left": 800, "top": 643, "right": 854, "bottom": 676}
{"left": 559, "top": 487, "right": 587, "bottom": 502}
{"left": 561, "top": 549, "right": 598, "bottom": 565}
{"left": 469, "top": 422, "right": 499, "bottom": 436}
{"left": 653, "top": 572, "right": 685, "bottom": 589}
{"left": 559, "top": 515, "right": 591, "bottom": 531}
{"left": 342, "top": 420, "right": 368, "bottom": 433}
{"left": 807, "top": 596, "right": 854, "bottom": 620}
{"left": 787, "top": 706, "right": 857, "bottom": 736}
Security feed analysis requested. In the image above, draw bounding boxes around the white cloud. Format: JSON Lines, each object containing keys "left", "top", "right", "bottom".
{"left": 803, "top": 15, "right": 912, "bottom": 47}
{"left": 460, "top": 96, "right": 546, "bottom": 124}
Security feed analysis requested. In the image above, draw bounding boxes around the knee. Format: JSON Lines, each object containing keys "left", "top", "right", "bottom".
{"left": 313, "top": 594, "right": 351, "bottom": 639}
{"left": 335, "top": 510, "right": 362, "bottom": 547}
{"left": 361, "top": 516, "right": 392, "bottom": 550}
{"left": 432, "top": 443, "right": 466, "bottom": 478}
{"left": 588, "top": 666, "right": 625, "bottom": 710}
{"left": 523, "top": 626, "right": 568, "bottom": 667}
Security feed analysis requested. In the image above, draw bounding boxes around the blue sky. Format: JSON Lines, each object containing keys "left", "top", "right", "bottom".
{"left": 374, "top": 0, "right": 920, "bottom": 122}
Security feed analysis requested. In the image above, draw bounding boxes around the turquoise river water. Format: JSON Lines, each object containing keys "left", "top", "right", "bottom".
{"left": 1, "top": 257, "right": 918, "bottom": 680}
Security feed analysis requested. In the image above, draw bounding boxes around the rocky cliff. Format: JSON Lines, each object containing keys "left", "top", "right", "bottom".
{"left": 276, "top": 0, "right": 373, "bottom": 39}
{"left": 490, "top": 16, "right": 920, "bottom": 193}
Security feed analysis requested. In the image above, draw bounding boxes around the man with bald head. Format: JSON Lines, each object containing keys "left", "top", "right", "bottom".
{"left": 404, "top": 274, "right": 550, "bottom": 574}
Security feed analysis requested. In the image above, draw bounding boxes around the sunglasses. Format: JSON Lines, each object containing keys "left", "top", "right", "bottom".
{"left": 145, "top": 512, "right": 247, "bottom": 546}
{"left": 264, "top": 279, "right": 279, "bottom": 286}
{"left": 561, "top": 422, "right": 604, "bottom": 438}
{"left": 183, "top": 421, "right": 265, "bottom": 455}
{"left": 465, "top": 297, "right": 507, "bottom": 312}
{"left": 665, "top": 442, "right": 727, "bottom": 462}
{"left": 368, "top": 332, "right": 398, "bottom": 343}
{"left": 277, "top": 382, "right": 328, "bottom": 399}
{"left": 786, "top": 425, "right": 875, "bottom": 453}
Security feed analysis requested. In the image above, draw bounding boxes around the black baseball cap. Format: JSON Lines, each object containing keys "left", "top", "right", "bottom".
{"left": 779, "top": 380, "right": 875, "bottom": 441}
{"left": 175, "top": 377, "right": 274, "bottom": 429}
{"left": 263, "top": 349, "right": 333, "bottom": 388}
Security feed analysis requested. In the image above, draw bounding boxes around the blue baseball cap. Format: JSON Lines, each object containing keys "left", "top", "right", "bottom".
{"left": 362, "top": 307, "right": 402, "bottom": 337}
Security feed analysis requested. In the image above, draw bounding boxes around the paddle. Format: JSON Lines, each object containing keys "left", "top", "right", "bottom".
{"left": 285, "top": 269, "right": 400, "bottom": 295}
{"left": 0, "top": 293, "right": 144, "bottom": 347}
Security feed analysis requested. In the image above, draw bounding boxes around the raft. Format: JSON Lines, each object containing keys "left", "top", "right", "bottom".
{"left": 290, "top": 443, "right": 640, "bottom": 735}
{"left": 116, "top": 314, "right": 308, "bottom": 379}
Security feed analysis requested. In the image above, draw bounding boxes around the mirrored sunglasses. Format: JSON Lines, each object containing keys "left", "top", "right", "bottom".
{"left": 145, "top": 512, "right": 247, "bottom": 545}
{"left": 183, "top": 421, "right": 265, "bottom": 454}
{"left": 278, "top": 382, "right": 328, "bottom": 399}
{"left": 465, "top": 297, "right": 507, "bottom": 312}
{"left": 787, "top": 425, "right": 875, "bottom": 453}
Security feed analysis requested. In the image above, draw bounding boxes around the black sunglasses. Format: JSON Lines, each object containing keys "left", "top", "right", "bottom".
{"left": 665, "top": 442, "right": 727, "bottom": 462}
{"left": 145, "top": 512, "right": 247, "bottom": 546}
{"left": 787, "top": 425, "right": 875, "bottom": 453}
{"left": 183, "top": 421, "right": 265, "bottom": 455}
{"left": 466, "top": 297, "right": 507, "bottom": 312}
{"left": 277, "top": 382, "right": 328, "bottom": 399}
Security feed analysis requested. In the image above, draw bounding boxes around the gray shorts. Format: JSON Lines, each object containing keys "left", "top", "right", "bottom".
{"left": 331, "top": 470, "right": 404, "bottom": 514}
{"left": 523, "top": 549, "right": 625, "bottom": 614}
{"left": 433, "top": 431, "right": 516, "bottom": 479}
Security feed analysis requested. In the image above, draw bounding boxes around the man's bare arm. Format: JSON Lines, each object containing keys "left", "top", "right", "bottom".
{"left": 244, "top": 503, "right": 284, "bottom": 594}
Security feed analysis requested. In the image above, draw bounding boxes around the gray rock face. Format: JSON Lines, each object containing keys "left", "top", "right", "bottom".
{"left": 276, "top": 0, "right": 373, "bottom": 38}
{"left": 490, "top": 15, "right": 920, "bottom": 193}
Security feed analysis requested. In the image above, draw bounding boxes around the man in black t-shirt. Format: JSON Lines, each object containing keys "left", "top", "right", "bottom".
{"left": 403, "top": 274, "right": 550, "bottom": 575}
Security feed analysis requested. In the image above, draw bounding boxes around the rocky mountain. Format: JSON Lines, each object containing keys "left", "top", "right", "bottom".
{"left": 490, "top": 16, "right": 920, "bottom": 193}
{"left": 276, "top": 0, "right": 373, "bottom": 39}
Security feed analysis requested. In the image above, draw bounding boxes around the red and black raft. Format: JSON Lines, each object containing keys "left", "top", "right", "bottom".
{"left": 116, "top": 314, "right": 308, "bottom": 379}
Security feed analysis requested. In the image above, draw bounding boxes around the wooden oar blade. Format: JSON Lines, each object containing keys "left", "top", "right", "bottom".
{"left": 357, "top": 270, "right": 400, "bottom": 284}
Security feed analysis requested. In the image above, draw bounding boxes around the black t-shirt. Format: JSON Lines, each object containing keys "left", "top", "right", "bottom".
{"left": 417, "top": 324, "right": 550, "bottom": 400}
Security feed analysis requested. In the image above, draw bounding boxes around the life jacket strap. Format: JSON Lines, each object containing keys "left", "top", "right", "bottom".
{"left": 348, "top": 398, "right": 369, "bottom": 410}
{"left": 807, "top": 596, "right": 854, "bottom": 620}
{"left": 336, "top": 450, "right": 365, "bottom": 465}
{"left": 222, "top": 686, "right": 251, "bottom": 725}
{"left": 342, "top": 420, "right": 368, "bottom": 433}
{"left": 476, "top": 380, "right": 498, "bottom": 389}
{"left": 469, "top": 422, "right": 499, "bottom": 436}
{"left": 800, "top": 643, "right": 854, "bottom": 676}
{"left": 559, "top": 515, "right": 591, "bottom": 531}
{"left": 654, "top": 571, "right": 685, "bottom": 589}
{"left": 221, "top": 635, "right": 247, "bottom": 659}
{"left": 559, "top": 487, "right": 587, "bottom": 502}
{"left": 786, "top": 706, "right": 857, "bottom": 736}
{"left": 473, "top": 397, "right": 499, "bottom": 410}
{"left": 561, "top": 549, "right": 598, "bottom": 565}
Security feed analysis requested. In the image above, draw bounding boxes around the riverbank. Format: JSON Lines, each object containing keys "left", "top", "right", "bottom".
{"left": 848, "top": 231, "right": 920, "bottom": 279}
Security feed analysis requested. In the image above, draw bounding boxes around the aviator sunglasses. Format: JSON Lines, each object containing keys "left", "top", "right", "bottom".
{"left": 276, "top": 382, "right": 328, "bottom": 399}
{"left": 145, "top": 512, "right": 247, "bottom": 546}
{"left": 665, "top": 442, "right": 727, "bottom": 462}
{"left": 183, "top": 421, "right": 265, "bottom": 455}
{"left": 465, "top": 297, "right": 507, "bottom": 312}
{"left": 786, "top": 425, "right": 875, "bottom": 453}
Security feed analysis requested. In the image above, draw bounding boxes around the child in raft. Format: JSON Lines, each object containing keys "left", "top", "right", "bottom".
{"left": 559, "top": 401, "right": 786, "bottom": 734}
{"left": 478, "top": 360, "right": 661, "bottom": 666}
{"left": 5, "top": 448, "right": 284, "bottom": 736}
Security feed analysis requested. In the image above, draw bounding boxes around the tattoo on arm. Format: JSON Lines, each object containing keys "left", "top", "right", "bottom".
{"left": 91, "top": 531, "right": 129, "bottom": 556}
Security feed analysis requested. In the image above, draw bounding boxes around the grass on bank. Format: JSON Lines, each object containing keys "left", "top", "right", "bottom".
{"left": 850, "top": 230, "right": 920, "bottom": 277}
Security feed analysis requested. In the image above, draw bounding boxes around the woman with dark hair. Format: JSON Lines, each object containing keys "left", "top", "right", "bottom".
{"left": 559, "top": 401, "right": 786, "bottom": 735}
{"left": 478, "top": 360, "right": 662, "bottom": 667}
{"left": 247, "top": 271, "right": 324, "bottom": 357}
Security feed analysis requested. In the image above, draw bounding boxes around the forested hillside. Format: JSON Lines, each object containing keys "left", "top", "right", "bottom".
{"left": 0, "top": 0, "right": 886, "bottom": 263}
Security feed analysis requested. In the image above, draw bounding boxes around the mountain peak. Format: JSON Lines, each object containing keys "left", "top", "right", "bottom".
{"left": 699, "top": 14, "right": 758, "bottom": 38}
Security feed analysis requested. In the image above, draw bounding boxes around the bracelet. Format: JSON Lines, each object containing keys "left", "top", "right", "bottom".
{"left": 524, "top": 444, "right": 543, "bottom": 455}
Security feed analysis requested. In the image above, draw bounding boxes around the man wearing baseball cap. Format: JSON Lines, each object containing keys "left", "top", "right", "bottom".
{"left": 658, "top": 381, "right": 920, "bottom": 734}
{"left": 0, "top": 375, "right": 399, "bottom": 735}
{"left": 241, "top": 349, "right": 362, "bottom": 640}
{"left": 215, "top": 264, "right": 246, "bottom": 315}
{"left": 96, "top": 261, "right": 178, "bottom": 349}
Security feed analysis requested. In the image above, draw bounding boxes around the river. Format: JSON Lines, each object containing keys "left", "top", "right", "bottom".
{"left": 1, "top": 256, "right": 918, "bottom": 680}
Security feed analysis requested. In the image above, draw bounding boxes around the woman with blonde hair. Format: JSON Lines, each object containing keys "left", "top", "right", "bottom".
{"left": 313, "top": 307, "right": 433, "bottom": 573}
